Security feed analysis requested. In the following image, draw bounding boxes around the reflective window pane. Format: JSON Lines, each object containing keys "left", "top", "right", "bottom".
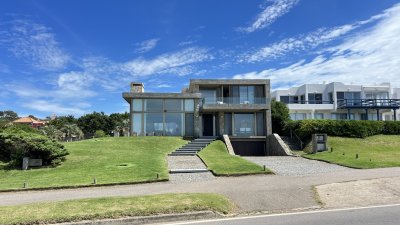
{"left": 132, "top": 113, "right": 142, "bottom": 135}
{"left": 185, "top": 113, "right": 194, "bottom": 136}
{"left": 224, "top": 113, "right": 232, "bottom": 135}
{"left": 256, "top": 112, "right": 265, "bottom": 136}
{"left": 234, "top": 113, "right": 254, "bottom": 136}
{"left": 165, "top": 113, "right": 182, "bottom": 136}
{"left": 165, "top": 99, "right": 182, "bottom": 111}
{"left": 132, "top": 99, "right": 142, "bottom": 111}
{"left": 145, "top": 113, "right": 163, "bottom": 135}
{"left": 184, "top": 99, "right": 194, "bottom": 112}
{"left": 146, "top": 99, "right": 163, "bottom": 111}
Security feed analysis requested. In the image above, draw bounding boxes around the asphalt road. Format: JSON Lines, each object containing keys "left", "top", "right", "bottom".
{"left": 167, "top": 204, "right": 400, "bottom": 225}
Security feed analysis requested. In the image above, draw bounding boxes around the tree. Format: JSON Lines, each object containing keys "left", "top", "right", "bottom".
{"left": 60, "top": 124, "right": 84, "bottom": 141}
{"left": 271, "top": 100, "right": 290, "bottom": 135}
{"left": 40, "top": 125, "right": 64, "bottom": 140}
{"left": 77, "top": 112, "right": 114, "bottom": 136}
{"left": 47, "top": 115, "right": 77, "bottom": 129}
{"left": 0, "top": 110, "right": 19, "bottom": 122}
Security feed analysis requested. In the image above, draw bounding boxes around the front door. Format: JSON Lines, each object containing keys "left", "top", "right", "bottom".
{"left": 202, "top": 114, "right": 213, "bottom": 136}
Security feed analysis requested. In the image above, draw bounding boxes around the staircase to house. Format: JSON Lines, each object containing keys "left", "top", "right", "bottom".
{"left": 280, "top": 136, "right": 303, "bottom": 151}
{"left": 169, "top": 137, "right": 216, "bottom": 156}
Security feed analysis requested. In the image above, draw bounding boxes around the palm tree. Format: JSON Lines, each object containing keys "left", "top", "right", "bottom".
{"left": 40, "top": 125, "right": 64, "bottom": 140}
{"left": 61, "top": 124, "right": 84, "bottom": 141}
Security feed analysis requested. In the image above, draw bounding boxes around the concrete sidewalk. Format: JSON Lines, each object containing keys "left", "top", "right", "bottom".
{"left": 1, "top": 167, "right": 400, "bottom": 213}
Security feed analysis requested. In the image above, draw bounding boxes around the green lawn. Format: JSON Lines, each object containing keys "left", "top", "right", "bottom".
{"left": 303, "top": 135, "right": 400, "bottom": 169}
{"left": 0, "top": 193, "right": 235, "bottom": 225}
{"left": 0, "top": 137, "right": 187, "bottom": 190}
{"left": 198, "top": 140, "right": 272, "bottom": 175}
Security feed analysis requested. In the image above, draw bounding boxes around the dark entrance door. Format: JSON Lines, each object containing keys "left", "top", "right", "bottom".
{"left": 202, "top": 114, "right": 213, "bottom": 136}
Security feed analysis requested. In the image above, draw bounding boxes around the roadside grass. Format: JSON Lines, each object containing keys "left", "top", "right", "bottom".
{"left": 198, "top": 140, "right": 272, "bottom": 175}
{"left": 0, "top": 137, "right": 187, "bottom": 190}
{"left": 303, "top": 135, "right": 400, "bottom": 169}
{"left": 0, "top": 193, "right": 235, "bottom": 225}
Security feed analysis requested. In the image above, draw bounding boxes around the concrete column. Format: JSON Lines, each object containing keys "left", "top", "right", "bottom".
{"left": 377, "top": 109, "right": 380, "bottom": 121}
{"left": 218, "top": 112, "right": 224, "bottom": 135}
{"left": 194, "top": 99, "right": 201, "bottom": 137}
{"left": 265, "top": 109, "right": 272, "bottom": 136}
{"left": 394, "top": 109, "right": 397, "bottom": 121}
{"left": 365, "top": 109, "right": 369, "bottom": 120}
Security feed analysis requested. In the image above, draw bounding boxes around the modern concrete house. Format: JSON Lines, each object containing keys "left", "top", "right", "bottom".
{"left": 272, "top": 82, "right": 400, "bottom": 121}
{"left": 123, "top": 79, "right": 273, "bottom": 155}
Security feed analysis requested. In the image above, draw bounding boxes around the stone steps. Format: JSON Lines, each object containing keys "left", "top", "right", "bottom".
{"left": 168, "top": 137, "right": 216, "bottom": 156}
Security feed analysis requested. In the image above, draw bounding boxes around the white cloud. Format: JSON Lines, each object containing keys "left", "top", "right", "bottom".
{"left": 157, "top": 84, "right": 171, "bottom": 88}
{"left": 233, "top": 3, "right": 400, "bottom": 88}
{"left": 238, "top": 0, "right": 299, "bottom": 33}
{"left": 134, "top": 38, "right": 160, "bottom": 53}
{"left": 123, "top": 47, "right": 212, "bottom": 76}
{"left": 0, "top": 19, "right": 70, "bottom": 71}
{"left": 22, "top": 100, "right": 88, "bottom": 115}
{"left": 239, "top": 12, "right": 385, "bottom": 63}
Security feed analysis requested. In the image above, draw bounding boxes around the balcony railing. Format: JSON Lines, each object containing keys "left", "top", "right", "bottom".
{"left": 285, "top": 100, "right": 334, "bottom": 104}
{"left": 202, "top": 97, "right": 267, "bottom": 105}
{"left": 337, "top": 99, "right": 400, "bottom": 109}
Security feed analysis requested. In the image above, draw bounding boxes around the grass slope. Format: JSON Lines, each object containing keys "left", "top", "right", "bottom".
{"left": 0, "top": 137, "right": 186, "bottom": 190}
{"left": 304, "top": 135, "right": 400, "bottom": 169}
{"left": 0, "top": 193, "right": 234, "bottom": 225}
{"left": 198, "top": 140, "right": 272, "bottom": 175}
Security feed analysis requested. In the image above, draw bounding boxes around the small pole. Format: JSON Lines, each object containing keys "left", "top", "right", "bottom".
{"left": 356, "top": 153, "right": 359, "bottom": 159}
{"left": 342, "top": 152, "right": 345, "bottom": 156}
{"left": 331, "top": 147, "right": 333, "bottom": 152}
{"left": 156, "top": 173, "right": 160, "bottom": 179}
{"left": 263, "top": 165, "right": 266, "bottom": 171}
{"left": 93, "top": 176, "right": 97, "bottom": 184}
{"left": 23, "top": 182, "right": 27, "bottom": 188}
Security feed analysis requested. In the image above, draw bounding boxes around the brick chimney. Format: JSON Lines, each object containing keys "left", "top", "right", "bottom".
{"left": 130, "top": 82, "right": 144, "bottom": 93}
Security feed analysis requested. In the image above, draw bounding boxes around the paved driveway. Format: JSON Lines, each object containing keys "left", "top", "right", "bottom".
{"left": 244, "top": 156, "right": 351, "bottom": 176}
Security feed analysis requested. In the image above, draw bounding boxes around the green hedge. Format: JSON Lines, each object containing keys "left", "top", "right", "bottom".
{"left": 286, "top": 120, "right": 400, "bottom": 140}
{"left": 0, "top": 127, "right": 68, "bottom": 167}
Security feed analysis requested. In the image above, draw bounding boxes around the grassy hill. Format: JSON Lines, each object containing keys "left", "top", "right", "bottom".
{"left": 303, "top": 135, "right": 400, "bottom": 169}
{"left": 0, "top": 137, "right": 186, "bottom": 190}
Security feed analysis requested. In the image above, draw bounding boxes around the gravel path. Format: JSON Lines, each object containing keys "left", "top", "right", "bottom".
{"left": 244, "top": 156, "right": 352, "bottom": 176}
{"left": 167, "top": 155, "right": 215, "bottom": 183}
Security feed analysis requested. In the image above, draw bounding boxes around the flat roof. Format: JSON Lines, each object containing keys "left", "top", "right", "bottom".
{"left": 122, "top": 92, "right": 202, "bottom": 103}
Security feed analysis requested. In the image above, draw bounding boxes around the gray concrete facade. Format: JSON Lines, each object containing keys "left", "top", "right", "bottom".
{"left": 123, "top": 79, "right": 272, "bottom": 154}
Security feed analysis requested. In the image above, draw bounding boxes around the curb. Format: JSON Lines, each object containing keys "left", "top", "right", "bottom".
{"left": 53, "top": 211, "right": 221, "bottom": 225}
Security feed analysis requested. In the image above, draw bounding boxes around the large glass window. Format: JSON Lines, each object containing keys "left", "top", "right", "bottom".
{"left": 234, "top": 113, "right": 254, "bottom": 136}
{"left": 165, "top": 113, "right": 182, "bottom": 136}
{"left": 146, "top": 99, "right": 163, "bottom": 111}
{"left": 308, "top": 93, "right": 323, "bottom": 104}
{"left": 280, "top": 96, "right": 289, "bottom": 104}
{"left": 132, "top": 99, "right": 143, "bottom": 111}
{"left": 132, "top": 113, "right": 142, "bottom": 135}
{"left": 224, "top": 113, "right": 232, "bottom": 135}
{"left": 184, "top": 99, "right": 194, "bottom": 112}
{"left": 185, "top": 113, "right": 194, "bottom": 136}
{"left": 165, "top": 99, "right": 182, "bottom": 111}
{"left": 256, "top": 112, "right": 265, "bottom": 136}
{"left": 200, "top": 89, "right": 217, "bottom": 104}
{"left": 290, "top": 113, "right": 306, "bottom": 120}
{"left": 239, "top": 86, "right": 255, "bottom": 104}
{"left": 145, "top": 113, "right": 163, "bottom": 135}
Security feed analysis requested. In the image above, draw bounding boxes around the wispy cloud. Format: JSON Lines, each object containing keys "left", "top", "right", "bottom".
{"left": 22, "top": 100, "right": 88, "bottom": 115}
{"left": 234, "top": 3, "right": 400, "bottom": 88}
{"left": 123, "top": 47, "right": 212, "bottom": 76}
{"left": 134, "top": 38, "right": 160, "bottom": 53}
{"left": 239, "top": 10, "right": 385, "bottom": 63}
{"left": 0, "top": 19, "right": 70, "bottom": 71}
{"left": 238, "top": 0, "right": 299, "bottom": 33}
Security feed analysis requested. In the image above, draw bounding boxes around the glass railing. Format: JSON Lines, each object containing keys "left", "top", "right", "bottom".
{"left": 202, "top": 97, "right": 267, "bottom": 105}
{"left": 337, "top": 99, "right": 400, "bottom": 108}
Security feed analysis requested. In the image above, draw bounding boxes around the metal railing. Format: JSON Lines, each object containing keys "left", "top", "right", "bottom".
{"left": 202, "top": 97, "right": 267, "bottom": 105}
{"left": 337, "top": 99, "right": 400, "bottom": 109}
{"left": 285, "top": 100, "right": 334, "bottom": 104}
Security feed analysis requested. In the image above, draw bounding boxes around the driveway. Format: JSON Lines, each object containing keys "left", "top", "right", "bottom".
{"left": 244, "top": 156, "right": 351, "bottom": 176}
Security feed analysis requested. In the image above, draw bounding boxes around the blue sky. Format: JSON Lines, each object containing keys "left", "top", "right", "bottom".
{"left": 1, "top": 0, "right": 399, "bottom": 118}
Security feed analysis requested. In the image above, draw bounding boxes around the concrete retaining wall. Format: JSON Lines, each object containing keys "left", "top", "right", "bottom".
{"left": 266, "top": 134, "right": 293, "bottom": 156}
{"left": 222, "top": 135, "right": 235, "bottom": 155}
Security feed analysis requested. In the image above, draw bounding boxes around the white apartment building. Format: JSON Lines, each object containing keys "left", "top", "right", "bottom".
{"left": 272, "top": 82, "right": 400, "bottom": 121}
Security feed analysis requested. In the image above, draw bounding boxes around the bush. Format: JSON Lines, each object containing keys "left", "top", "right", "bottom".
{"left": 271, "top": 100, "right": 290, "bottom": 135}
{"left": 285, "top": 119, "right": 399, "bottom": 141}
{"left": 0, "top": 128, "right": 68, "bottom": 167}
{"left": 94, "top": 130, "right": 106, "bottom": 138}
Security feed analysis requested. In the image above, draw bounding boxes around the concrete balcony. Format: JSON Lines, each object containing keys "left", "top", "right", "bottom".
{"left": 200, "top": 97, "right": 269, "bottom": 112}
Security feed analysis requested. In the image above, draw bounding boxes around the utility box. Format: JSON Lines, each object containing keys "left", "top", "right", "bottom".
{"left": 312, "top": 134, "right": 327, "bottom": 153}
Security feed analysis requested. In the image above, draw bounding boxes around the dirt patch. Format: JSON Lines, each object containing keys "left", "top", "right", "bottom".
{"left": 316, "top": 177, "right": 400, "bottom": 208}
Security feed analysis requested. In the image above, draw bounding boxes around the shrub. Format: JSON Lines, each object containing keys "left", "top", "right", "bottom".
{"left": 94, "top": 130, "right": 106, "bottom": 138}
{"left": 271, "top": 100, "right": 290, "bottom": 135}
{"left": 0, "top": 128, "right": 68, "bottom": 167}
{"left": 285, "top": 119, "right": 397, "bottom": 141}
